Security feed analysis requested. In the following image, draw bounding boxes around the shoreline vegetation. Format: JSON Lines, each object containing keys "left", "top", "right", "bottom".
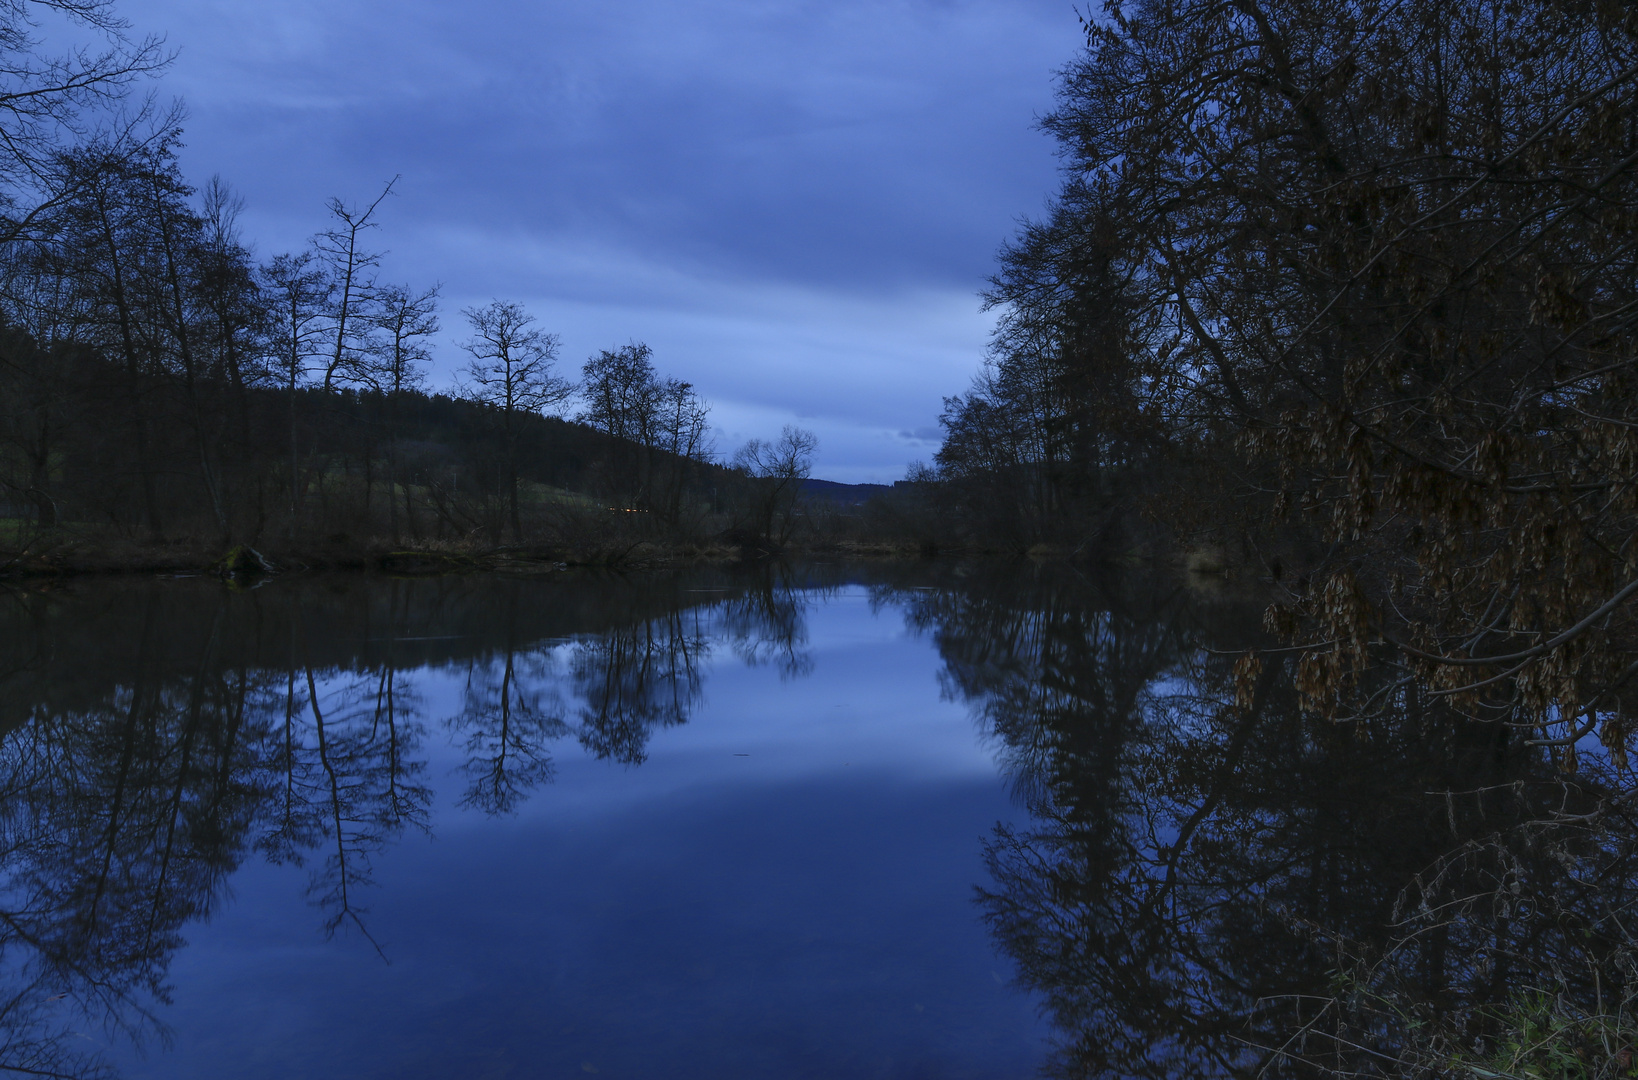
{"left": 0, "top": 531, "right": 949, "bottom": 580}
{"left": 5, "top": 0, "right": 1638, "bottom": 1076}
{"left": 0, "top": 519, "right": 1184, "bottom": 582}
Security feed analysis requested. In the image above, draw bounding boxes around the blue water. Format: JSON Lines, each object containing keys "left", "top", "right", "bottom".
{"left": 93, "top": 585, "right": 1044, "bottom": 1078}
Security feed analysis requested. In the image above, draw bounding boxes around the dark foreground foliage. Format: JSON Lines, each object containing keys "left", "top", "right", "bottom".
{"left": 931, "top": 0, "right": 1638, "bottom": 754}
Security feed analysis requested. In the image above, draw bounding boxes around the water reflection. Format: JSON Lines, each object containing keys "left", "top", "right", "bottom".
{"left": 0, "top": 567, "right": 840, "bottom": 1077}
{"left": 12, "top": 561, "right": 1629, "bottom": 1078}
{"left": 451, "top": 646, "right": 566, "bottom": 815}
{"left": 261, "top": 661, "right": 432, "bottom": 948}
{"left": 893, "top": 565, "right": 1638, "bottom": 1079}
{"left": 0, "top": 628, "right": 262, "bottom": 1078}
{"left": 570, "top": 607, "right": 708, "bottom": 766}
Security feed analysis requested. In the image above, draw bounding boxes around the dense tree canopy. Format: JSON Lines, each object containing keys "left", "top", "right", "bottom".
{"left": 941, "top": 0, "right": 1638, "bottom": 748}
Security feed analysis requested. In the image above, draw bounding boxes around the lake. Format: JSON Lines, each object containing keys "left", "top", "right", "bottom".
{"left": 2, "top": 561, "right": 1630, "bottom": 1078}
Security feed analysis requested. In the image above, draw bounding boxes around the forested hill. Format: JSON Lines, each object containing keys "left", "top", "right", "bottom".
{"left": 0, "top": 333, "right": 786, "bottom": 553}
{"left": 0, "top": 123, "right": 832, "bottom": 557}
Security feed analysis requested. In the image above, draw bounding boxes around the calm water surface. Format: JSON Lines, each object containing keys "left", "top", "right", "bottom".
{"left": 5, "top": 562, "right": 1629, "bottom": 1079}
{"left": 1, "top": 564, "right": 1055, "bottom": 1079}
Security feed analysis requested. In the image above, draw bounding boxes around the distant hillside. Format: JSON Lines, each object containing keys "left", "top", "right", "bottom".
{"left": 800, "top": 479, "right": 892, "bottom": 506}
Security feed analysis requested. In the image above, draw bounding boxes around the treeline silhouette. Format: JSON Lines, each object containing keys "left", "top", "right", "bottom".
{"left": 908, "top": 0, "right": 1638, "bottom": 794}
{"left": 0, "top": 4, "right": 849, "bottom": 564}
{"left": 0, "top": 136, "right": 832, "bottom": 560}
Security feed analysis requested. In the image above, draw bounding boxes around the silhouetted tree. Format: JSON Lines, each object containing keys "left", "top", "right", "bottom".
{"left": 733, "top": 424, "right": 816, "bottom": 547}
{"left": 457, "top": 300, "right": 573, "bottom": 542}
{"left": 313, "top": 180, "right": 393, "bottom": 392}
{"left": 579, "top": 341, "right": 712, "bottom": 523}
{"left": 365, "top": 282, "right": 438, "bottom": 542}
{"left": 258, "top": 250, "right": 330, "bottom": 539}
{"left": 0, "top": 0, "right": 167, "bottom": 245}
{"left": 947, "top": 0, "right": 1638, "bottom": 749}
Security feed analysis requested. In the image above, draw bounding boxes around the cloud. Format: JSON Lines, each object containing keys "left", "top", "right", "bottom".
{"left": 120, "top": 0, "right": 1078, "bottom": 480}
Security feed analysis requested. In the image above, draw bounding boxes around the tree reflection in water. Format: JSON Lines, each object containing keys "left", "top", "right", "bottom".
{"left": 718, "top": 563, "right": 825, "bottom": 679}
{"left": 11, "top": 567, "right": 1638, "bottom": 1078}
{"left": 569, "top": 606, "right": 708, "bottom": 765}
{"left": 0, "top": 571, "right": 823, "bottom": 1076}
{"left": 897, "top": 565, "right": 1638, "bottom": 1079}
{"left": 259, "top": 658, "right": 433, "bottom": 950}
{"left": 449, "top": 606, "right": 569, "bottom": 815}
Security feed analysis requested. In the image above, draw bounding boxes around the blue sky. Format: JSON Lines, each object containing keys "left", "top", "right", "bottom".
{"left": 117, "top": 0, "right": 1076, "bottom": 482}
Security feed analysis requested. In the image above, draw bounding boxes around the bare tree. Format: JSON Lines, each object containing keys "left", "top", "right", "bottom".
{"left": 734, "top": 425, "right": 816, "bottom": 547}
{"left": 50, "top": 139, "right": 166, "bottom": 537}
{"left": 458, "top": 300, "right": 573, "bottom": 542}
{"left": 0, "top": 0, "right": 169, "bottom": 245}
{"left": 580, "top": 342, "right": 658, "bottom": 445}
{"left": 366, "top": 283, "right": 438, "bottom": 542}
{"left": 131, "top": 139, "right": 232, "bottom": 540}
{"left": 313, "top": 178, "right": 394, "bottom": 391}
{"left": 195, "top": 178, "right": 261, "bottom": 393}
{"left": 579, "top": 341, "right": 711, "bottom": 521}
{"left": 652, "top": 376, "right": 711, "bottom": 523}
{"left": 258, "top": 251, "right": 330, "bottom": 539}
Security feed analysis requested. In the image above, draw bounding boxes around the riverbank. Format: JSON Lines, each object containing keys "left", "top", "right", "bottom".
{"left": 0, "top": 529, "right": 936, "bottom": 581}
